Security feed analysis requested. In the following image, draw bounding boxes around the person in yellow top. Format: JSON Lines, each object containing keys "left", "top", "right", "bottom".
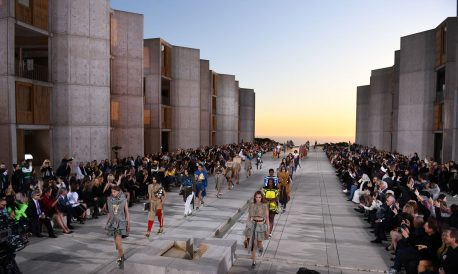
{"left": 277, "top": 166, "right": 291, "bottom": 213}
{"left": 145, "top": 177, "right": 167, "bottom": 237}
{"left": 261, "top": 178, "right": 279, "bottom": 237}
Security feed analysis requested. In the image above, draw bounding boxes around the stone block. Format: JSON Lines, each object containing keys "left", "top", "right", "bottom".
{"left": 50, "top": 0, "right": 69, "bottom": 34}
{"left": 127, "top": 96, "right": 144, "bottom": 127}
{"left": 51, "top": 84, "right": 70, "bottom": 125}
{"left": 68, "top": 85, "right": 91, "bottom": 125}
{"left": 51, "top": 36, "right": 69, "bottom": 83}
{"left": 70, "top": 127, "right": 91, "bottom": 160}
{"left": 90, "top": 126, "right": 109, "bottom": 160}
{"left": 89, "top": 58, "right": 110, "bottom": 86}
{"left": 111, "top": 58, "right": 128, "bottom": 95}
{"left": 0, "top": 76, "right": 9, "bottom": 124}
{"left": 89, "top": 0, "right": 109, "bottom": 38}
{"left": 172, "top": 47, "right": 200, "bottom": 81}
{"left": 144, "top": 75, "right": 160, "bottom": 105}
{"left": 68, "top": 36, "right": 90, "bottom": 84}
{"left": 172, "top": 80, "right": 200, "bottom": 107}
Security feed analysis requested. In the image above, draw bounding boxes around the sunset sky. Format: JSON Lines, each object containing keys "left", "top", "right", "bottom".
{"left": 111, "top": 0, "right": 455, "bottom": 144}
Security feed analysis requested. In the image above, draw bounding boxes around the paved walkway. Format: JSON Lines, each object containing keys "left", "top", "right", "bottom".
{"left": 15, "top": 149, "right": 391, "bottom": 273}
{"left": 227, "top": 149, "right": 391, "bottom": 274}
{"left": 15, "top": 154, "right": 273, "bottom": 273}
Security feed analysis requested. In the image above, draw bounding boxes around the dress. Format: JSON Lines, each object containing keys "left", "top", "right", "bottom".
{"left": 106, "top": 192, "right": 128, "bottom": 237}
{"left": 148, "top": 183, "right": 164, "bottom": 220}
{"left": 277, "top": 171, "right": 291, "bottom": 205}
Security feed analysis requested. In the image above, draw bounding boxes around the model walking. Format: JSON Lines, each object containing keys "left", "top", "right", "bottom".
{"left": 244, "top": 190, "right": 269, "bottom": 269}
{"left": 105, "top": 186, "right": 130, "bottom": 269}
{"left": 262, "top": 178, "right": 279, "bottom": 237}
{"left": 214, "top": 161, "right": 225, "bottom": 198}
{"left": 145, "top": 177, "right": 166, "bottom": 237}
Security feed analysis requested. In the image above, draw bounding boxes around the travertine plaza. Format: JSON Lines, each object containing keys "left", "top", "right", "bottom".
{"left": 0, "top": 0, "right": 255, "bottom": 167}
{"left": 356, "top": 17, "right": 458, "bottom": 163}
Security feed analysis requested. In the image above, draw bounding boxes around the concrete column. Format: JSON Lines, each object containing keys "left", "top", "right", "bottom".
{"left": 239, "top": 88, "right": 255, "bottom": 143}
{"left": 50, "top": 0, "right": 111, "bottom": 163}
{"left": 170, "top": 46, "right": 200, "bottom": 150}
{"left": 216, "top": 74, "right": 238, "bottom": 145}
{"left": 143, "top": 39, "right": 161, "bottom": 154}
{"left": 355, "top": 85, "right": 370, "bottom": 146}
{"left": 110, "top": 10, "right": 144, "bottom": 159}
{"left": 200, "top": 59, "right": 211, "bottom": 147}
{"left": 396, "top": 30, "right": 436, "bottom": 159}
{"left": 392, "top": 51, "right": 400, "bottom": 153}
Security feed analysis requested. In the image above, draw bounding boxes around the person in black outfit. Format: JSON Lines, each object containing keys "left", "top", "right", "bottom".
{"left": 27, "top": 190, "right": 56, "bottom": 238}
{"left": 439, "top": 228, "right": 458, "bottom": 274}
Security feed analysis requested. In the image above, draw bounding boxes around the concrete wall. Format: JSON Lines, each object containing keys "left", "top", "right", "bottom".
{"left": 50, "top": 0, "right": 111, "bottom": 163}
{"left": 440, "top": 18, "right": 458, "bottom": 162}
{"left": 170, "top": 46, "right": 201, "bottom": 150}
{"left": 0, "top": 5, "right": 15, "bottom": 166}
{"left": 200, "top": 59, "right": 211, "bottom": 147}
{"left": 392, "top": 51, "right": 400, "bottom": 153}
{"left": 143, "top": 39, "right": 161, "bottom": 154}
{"left": 368, "top": 67, "right": 393, "bottom": 150}
{"left": 110, "top": 10, "right": 144, "bottom": 158}
{"left": 238, "top": 88, "right": 255, "bottom": 143}
{"left": 216, "top": 74, "right": 238, "bottom": 145}
{"left": 396, "top": 30, "right": 436, "bottom": 159}
{"left": 355, "top": 85, "right": 370, "bottom": 146}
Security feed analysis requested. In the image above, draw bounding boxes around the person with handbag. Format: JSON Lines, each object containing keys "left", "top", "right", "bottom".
{"left": 145, "top": 176, "right": 166, "bottom": 237}
{"left": 244, "top": 190, "right": 269, "bottom": 269}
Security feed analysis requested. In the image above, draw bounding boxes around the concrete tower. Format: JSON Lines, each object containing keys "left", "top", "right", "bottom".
{"left": 396, "top": 30, "right": 436, "bottom": 158}
{"left": 215, "top": 74, "right": 238, "bottom": 145}
{"left": 355, "top": 85, "right": 370, "bottom": 146}
{"left": 200, "top": 59, "right": 211, "bottom": 147}
{"left": 170, "top": 46, "right": 201, "bottom": 150}
{"left": 239, "top": 88, "right": 255, "bottom": 143}
{"left": 110, "top": 10, "right": 144, "bottom": 158}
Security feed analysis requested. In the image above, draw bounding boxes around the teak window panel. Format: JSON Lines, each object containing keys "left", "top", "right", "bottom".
{"left": 16, "top": 82, "right": 50, "bottom": 125}
{"left": 435, "top": 26, "right": 446, "bottom": 67}
{"left": 161, "top": 106, "right": 172, "bottom": 129}
{"left": 111, "top": 100, "right": 119, "bottom": 122}
{"left": 15, "top": 0, "right": 49, "bottom": 31}
{"left": 433, "top": 103, "right": 443, "bottom": 131}
{"left": 161, "top": 44, "right": 171, "bottom": 78}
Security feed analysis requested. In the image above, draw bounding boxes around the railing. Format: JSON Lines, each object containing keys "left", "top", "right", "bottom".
{"left": 15, "top": 60, "right": 49, "bottom": 82}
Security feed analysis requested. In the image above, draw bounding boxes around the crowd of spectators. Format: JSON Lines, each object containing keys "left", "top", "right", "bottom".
{"left": 325, "top": 143, "right": 458, "bottom": 274}
{"left": 0, "top": 140, "right": 275, "bottom": 240}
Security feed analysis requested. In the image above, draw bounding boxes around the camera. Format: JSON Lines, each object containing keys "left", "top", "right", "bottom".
{"left": 0, "top": 217, "right": 29, "bottom": 273}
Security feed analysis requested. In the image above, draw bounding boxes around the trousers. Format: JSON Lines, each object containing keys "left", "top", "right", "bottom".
{"left": 184, "top": 192, "right": 194, "bottom": 215}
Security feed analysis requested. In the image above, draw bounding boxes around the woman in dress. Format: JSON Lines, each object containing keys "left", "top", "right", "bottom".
{"left": 145, "top": 176, "right": 166, "bottom": 236}
{"left": 262, "top": 178, "right": 279, "bottom": 237}
{"left": 245, "top": 190, "right": 269, "bottom": 269}
{"left": 41, "top": 187, "right": 72, "bottom": 234}
{"left": 277, "top": 166, "right": 291, "bottom": 213}
{"left": 105, "top": 186, "right": 130, "bottom": 269}
{"left": 214, "top": 161, "right": 225, "bottom": 198}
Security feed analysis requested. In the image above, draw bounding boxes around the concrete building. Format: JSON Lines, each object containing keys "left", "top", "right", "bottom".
{"left": 355, "top": 17, "right": 458, "bottom": 162}
{"left": 215, "top": 74, "right": 239, "bottom": 145}
{"left": 239, "top": 88, "right": 255, "bottom": 143}
{"left": 200, "top": 59, "right": 212, "bottom": 147}
{"left": 355, "top": 85, "right": 370, "bottom": 146}
{"left": 110, "top": 10, "right": 144, "bottom": 159}
{"left": 1, "top": 1, "right": 256, "bottom": 167}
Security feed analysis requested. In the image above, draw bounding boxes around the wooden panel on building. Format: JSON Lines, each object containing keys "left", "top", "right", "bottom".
{"left": 15, "top": 0, "right": 32, "bottom": 25}
{"left": 111, "top": 100, "right": 119, "bottom": 122}
{"left": 161, "top": 106, "right": 172, "bottom": 129}
{"left": 32, "top": 85, "right": 50, "bottom": 124}
{"left": 144, "top": 109, "right": 151, "bottom": 125}
{"left": 15, "top": 82, "right": 33, "bottom": 124}
{"left": 433, "top": 103, "right": 443, "bottom": 131}
{"left": 32, "top": 0, "right": 48, "bottom": 31}
{"left": 435, "top": 26, "right": 446, "bottom": 67}
{"left": 161, "top": 44, "right": 171, "bottom": 78}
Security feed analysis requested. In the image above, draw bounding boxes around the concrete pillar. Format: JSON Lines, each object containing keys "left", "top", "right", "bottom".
{"left": 216, "top": 74, "right": 238, "bottom": 145}
{"left": 239, "top": 88, "right": 255, "bottom": 143}
{"left": 50, "top": 0, "right": 111, "bottom": 163}
{"left": 110, "top": 10, "right": 144, "bottom": 159}
{"left": 200, "top": 59, "right": 211, "bottom": 147}
{"left": 0, "top": 2, "right": 16, "bottom": 166}
{"left": 368, "top": 67, "right": 393, "bottom": 151}
{"left": 392, "top": 51, "right": 400, "bottom": 153}
{"left": 170, "top": 46, "right": 200, "bottom": 150}
{"left": 143, "top": 38, "right": 161, "bottom": 154}
{"left": 355, "top": 85, "right": 370, "bottom": 146}
{"left": 396, "top": 30, "right": 436, "bottom": 159}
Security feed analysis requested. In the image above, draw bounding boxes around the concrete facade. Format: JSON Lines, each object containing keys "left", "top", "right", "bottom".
{"left": 110, "top": 10, "right": 144, "bottom": 158}
{"left": 50, "top": 0, "right": 111, "bottom": 163}
{"left": 355, "top": 17, "right": 458, "bottom": 162}
{"left": 355, "top": 85, "right": 370, "bottom": 146}
{"left": 396, "top": 30, "right": 436, "bottom": 158}
{"left": 0, "top": 0, "right": 15, "bottom": 166}
{"left": 238, "top": 88, "right": 255, "bottom": 143}
{"left": 215, "top": 74, "right": 238, "bottom": 145}
{"left": 143, "top": 38, "right": 162, "bottom": 154}
{"left": 170, "top": 46, "right": 201, "bottom": 150}
{"left": 200, "top": 59, "right": 211, "bottom": 147}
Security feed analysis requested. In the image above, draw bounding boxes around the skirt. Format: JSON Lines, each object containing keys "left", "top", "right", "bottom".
{"left": 244, "top": 221, "right": 267, "bottom": 241}
{"left": 105, "top": 220, "right": 128, "bottom": 237}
